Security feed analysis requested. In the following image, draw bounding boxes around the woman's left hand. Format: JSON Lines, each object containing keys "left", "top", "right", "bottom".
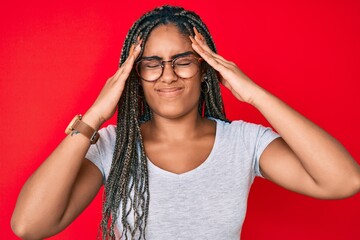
{"left": 190, "top": 29, "right": 360, "bottom": 200}
{"left": 190, "top": 28, "right": 261, "bottom": 105}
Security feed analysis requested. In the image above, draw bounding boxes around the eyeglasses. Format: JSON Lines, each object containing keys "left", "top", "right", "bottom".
{"left": 135, "top": 52, "right": 203, "bottom": 82}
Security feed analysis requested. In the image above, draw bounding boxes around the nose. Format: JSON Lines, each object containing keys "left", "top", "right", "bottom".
{"left": 160, "top": 61, "right": 178, "bottom": 83}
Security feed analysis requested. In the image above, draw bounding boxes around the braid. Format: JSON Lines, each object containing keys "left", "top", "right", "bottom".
{"left": 100, "top": 5, "right": 229, "bottom": 240}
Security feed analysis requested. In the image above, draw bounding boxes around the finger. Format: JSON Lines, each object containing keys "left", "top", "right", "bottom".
{"left": 113, "top": 39, "right": 142, "bottom": 80}
{"left": 112, "top": 44, "right": 135, "bottom": 78}
{"left": 193, "top": 27, "right": 204, "bottom": 41}
{"left": 129, "top": 44, "right": 135, "bottom": 57}
{"left": 190, "top": 36, "right": 234, "bottom": 71}
{"left": 220, "top": 77, "right": 231, "bottom": 89}
{"left": 190, "top": 36, "right": 219, "bottom": 64}
{"left": 193, "top": 28, "right": 213, "bottom": 54}
{"left": 129, "top": 39, "right": 142, "bottom": 64}
{"left": 190, "top": 38, "right": 230, "bottom": 74}
{"left": 191, "top": 35, "right": 229, "bottom": 66}
{"left": 119, "top": 37, "right": 142, "bottom": 66}
{"left": 192, "top": 27, "right": 218, "bottom": 55}
{"left": 120, "top": 40, "right": 142, "bottom": 75}
{"left": 192, "top": 27, "right": 232, "bottom": 64}
{"left": 196, "top": 38, "right": 230, "bottom": 64}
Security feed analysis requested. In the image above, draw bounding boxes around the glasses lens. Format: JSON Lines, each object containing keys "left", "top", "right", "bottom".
{"left": 174, "top": 55, "right": 200, "bottom": 79}
{"left": 137, "top": 59, "right": 162, "bottom": 81}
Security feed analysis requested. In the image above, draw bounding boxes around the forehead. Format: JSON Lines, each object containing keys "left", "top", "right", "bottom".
{"left": 142, "top": 24, "right": 193, "bottom": 58}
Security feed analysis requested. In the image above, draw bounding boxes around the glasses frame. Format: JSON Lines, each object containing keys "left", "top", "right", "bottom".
{"left": 135, "top": 52, "right": 203, "bottom": 82}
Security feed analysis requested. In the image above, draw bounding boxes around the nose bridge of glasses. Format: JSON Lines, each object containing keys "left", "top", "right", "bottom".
{"left": 161, "top": 59, "right": 175, "bottom": 68}
{"left": 161, "top": 59, "right": 177, "bottom": 78}
{"left": 161, "top": 59, "right": 177, "bottom": 80}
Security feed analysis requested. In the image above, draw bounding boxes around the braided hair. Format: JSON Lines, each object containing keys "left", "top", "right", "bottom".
{"left": 101, "top": 5, "right": 229, "bottom": 239}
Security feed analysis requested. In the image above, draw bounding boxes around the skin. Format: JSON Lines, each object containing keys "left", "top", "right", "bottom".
{"left": 11, "top": 35, "right": 143, "bottom": 240}
{"left": 140, "top": 25, "right": 216, "bottom": 174}
{"left": 189, "top": 27, "right": 360, "bottom": 198}
{"left": 11, "top": 23, "right": 360, "bottom": 239}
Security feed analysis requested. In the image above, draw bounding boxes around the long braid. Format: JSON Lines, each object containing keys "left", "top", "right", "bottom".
{"left": 100, "top": 5, "right": 229, "bottom": 240}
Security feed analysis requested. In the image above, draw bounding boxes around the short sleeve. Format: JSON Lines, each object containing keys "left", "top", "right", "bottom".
{"left": 85, "top": 124, "right": 117, "bottom": 184}
{"left": 239, "top": 121, "right": 280, "bottom": 178}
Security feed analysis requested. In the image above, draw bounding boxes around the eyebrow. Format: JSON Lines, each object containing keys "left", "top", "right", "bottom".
{"left": 140, "top": 51, "right": 195, "bottom": 61}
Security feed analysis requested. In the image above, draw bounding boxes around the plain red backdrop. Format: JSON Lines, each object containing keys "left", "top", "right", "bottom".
{"left": 1, "top": 0, "right": 359, "bottom": 239}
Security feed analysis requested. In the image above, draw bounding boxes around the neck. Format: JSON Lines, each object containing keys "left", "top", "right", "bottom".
{"left": 147, "top": 111, "right": 206, "bottom": 142}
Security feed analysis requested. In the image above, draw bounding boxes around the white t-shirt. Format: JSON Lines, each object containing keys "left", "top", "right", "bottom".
{"left": 86, "top": 118, "right": 280, "bottom": 239}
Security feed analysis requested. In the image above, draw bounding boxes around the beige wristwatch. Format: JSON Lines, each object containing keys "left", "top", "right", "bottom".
{"left": 65, "top": 114, "right": 100, "bottom": 144}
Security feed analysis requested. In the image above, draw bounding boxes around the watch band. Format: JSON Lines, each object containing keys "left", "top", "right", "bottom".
{"left": 65, "top": 114, "right": 100, "bottom": 144}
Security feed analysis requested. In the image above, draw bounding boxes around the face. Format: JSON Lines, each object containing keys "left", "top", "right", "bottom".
{"left": 139, "top": 24, "right": 203, "bottom": 120}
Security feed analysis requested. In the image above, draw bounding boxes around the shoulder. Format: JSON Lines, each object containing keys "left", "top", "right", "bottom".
{"left": 211, "top": 118, "right": 279, "bottom": 149}
{"left": 95, "top": 124, "right": 117, "bottom": 152}
{"left": 98, "top": 124, "right": 116, "bottom": 140}
{"left": 210, "top": 118, "right": 266, "bottom": 136}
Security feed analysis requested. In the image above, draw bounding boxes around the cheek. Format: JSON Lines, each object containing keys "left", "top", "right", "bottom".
{"left": 189, "top": 81, "right": 202, "bottom": 99}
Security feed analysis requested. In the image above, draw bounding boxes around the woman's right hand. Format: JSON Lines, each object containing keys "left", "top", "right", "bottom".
{"left": 85, "top": 39, "right": 142, "bottom": 127}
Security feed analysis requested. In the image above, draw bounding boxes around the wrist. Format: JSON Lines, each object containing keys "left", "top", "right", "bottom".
{"left": 82, "top": 109, "right": 105, "bottom": 130}
{"left": 65, "top": 114, "right": 100, "bottom": 144}
{"left": 248, "top": 85, "right": 272, "bottom": 109}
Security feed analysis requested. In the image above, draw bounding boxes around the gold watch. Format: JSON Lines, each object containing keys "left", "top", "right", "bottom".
{"left": 65, "top": 114, "right": 100, "bottom": 144}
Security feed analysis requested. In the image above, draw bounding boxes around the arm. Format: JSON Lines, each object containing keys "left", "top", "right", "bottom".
{"left": 190, "top": 29, "right": 360, "bottom": 199}
{"left": 11, "top": 41, "right": 143, "bottom": 239}
{"left": 253, "top": 88, "right": 360, "bottom": 199}
{"left": 11, "top": 111, "right": 104, "bottom": 239}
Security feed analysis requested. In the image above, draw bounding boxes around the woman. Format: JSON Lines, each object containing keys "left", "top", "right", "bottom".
{"left": 11, "top": 5, "right": 360, "bottom": 240}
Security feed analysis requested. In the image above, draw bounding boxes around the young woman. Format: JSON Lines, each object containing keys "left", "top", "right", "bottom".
{"left": 11, "top": 5, "right": 360, "bottom": 240}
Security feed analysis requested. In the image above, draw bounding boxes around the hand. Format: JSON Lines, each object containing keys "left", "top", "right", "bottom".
{"left": 190, "top": 28, "right": 260, "bottom": 105}
{"left": 85, "top": 38, "right": 142, "bottom": 128}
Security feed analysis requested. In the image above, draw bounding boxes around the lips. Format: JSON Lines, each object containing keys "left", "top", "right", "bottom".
{"left": 155, "top": 87, "right": 184, "bottom": 97}
{"left": 156, "top": 87, "right": 183, "bottom": 92}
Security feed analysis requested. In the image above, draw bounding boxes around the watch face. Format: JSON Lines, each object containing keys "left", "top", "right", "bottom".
{"left": 65, "top": 115, "right": 81, "bottom": 134}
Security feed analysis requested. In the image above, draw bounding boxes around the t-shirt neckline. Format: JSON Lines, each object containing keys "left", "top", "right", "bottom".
{"left": 146, "top": 118, "right": 221, "bottom": 178}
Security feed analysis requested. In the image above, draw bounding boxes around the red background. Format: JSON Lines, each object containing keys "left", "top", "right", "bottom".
{"left": 1, "top": 0, "right": 359, "bottom": 239}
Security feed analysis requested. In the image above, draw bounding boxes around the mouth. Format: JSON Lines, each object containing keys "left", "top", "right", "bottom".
{"left": 155, "top": 87, "right": 184, "bottom": 97}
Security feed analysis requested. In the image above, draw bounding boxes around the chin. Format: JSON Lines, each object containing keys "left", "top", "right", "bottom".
{"left": 149, "top": 100, "right": 200, "bottom": 120}
{"left": 152, "top": 106, "right": 190, "bottom": 119}
{"left": 144, "top": 89, "right": 201, "bottom": 120}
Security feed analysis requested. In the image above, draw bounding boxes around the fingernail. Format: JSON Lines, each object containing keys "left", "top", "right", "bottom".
{"left": 193, "top": 27, "right": 203, "bottom": 40}
{"left": 195, "top": 35, "right": 203, "bottom": 43}
{"left": 135, "top": 36, "right": 142, "bottom": 46}
{"left": 135, "top": 44, "right": 141, "bottom": 51}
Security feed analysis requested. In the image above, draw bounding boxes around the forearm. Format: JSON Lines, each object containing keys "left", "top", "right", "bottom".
{"left": 11, "top": 110, "right": 102, "bottom": 237}
{"left": 188, "top": 31, "right": 360, "bottom": 196}
{"left": 252, "top": 87, "right": 360, "bottom": 192}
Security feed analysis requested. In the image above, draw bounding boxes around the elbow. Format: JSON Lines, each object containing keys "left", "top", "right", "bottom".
{"left": 314, "top": 170, "right": 360, "bottom": 199}
{"left": 325, "top": 173, "right": 360, "bottom": 199}
{"left": 346, "top": 168, "right": 360, "bottom": 198}
{"left": 331, "top": 163, "right": 360, "bottom": 199}
{"left": 11, "top": 215, "right": 51, "bottom": 240}
{"left": 11, "top": 217, "right": 31, "bottom": 240}
{"left": 342, "top": 175, "right": 360, "bottom": 198}
{"left": 354, "top": 172, "right": 360, "bottom": 196}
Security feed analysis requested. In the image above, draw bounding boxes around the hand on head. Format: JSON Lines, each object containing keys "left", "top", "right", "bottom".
{"left": 190, "top": 27, "right": 260, "bottom": 104}
{"left": 87, "top": 37, "right": 143, "bottom": 125}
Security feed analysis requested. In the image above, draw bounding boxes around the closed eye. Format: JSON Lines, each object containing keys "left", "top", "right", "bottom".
{"left": 141, "top": 60, "right": 162, "bottom": 69}
{"left": 145, "top": 64, "right": 161, "bottom": 69}
{"left": 175, "top": 62, "right": 193, "bottom": 68}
